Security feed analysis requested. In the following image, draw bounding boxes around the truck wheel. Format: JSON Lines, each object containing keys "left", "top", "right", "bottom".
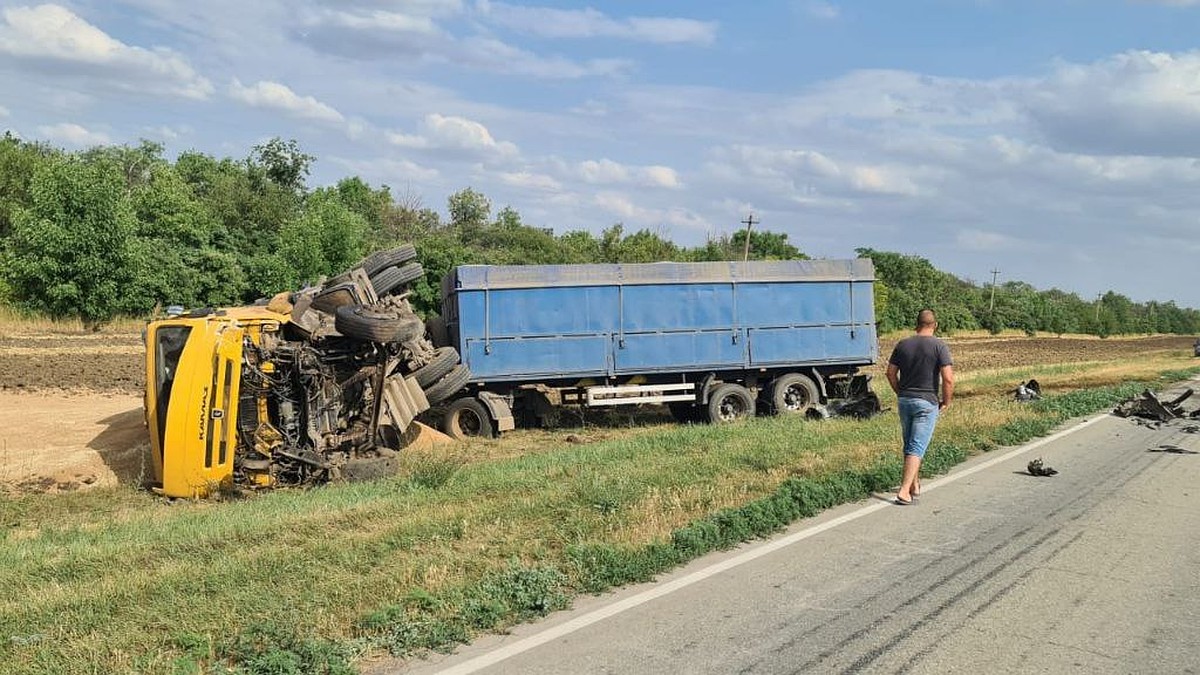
{"left": 411, "top": 346, "right": 459, "bottom": 388}
{"left": 706, "top": 383, "right": 755, "bottom": 423}
{"left": 371, "top": 262, "right": 424, "bottom": 296}
{"left": 424, "top": 364, "right": 470, "bottom": 404}
{"left": 442, "top": 397, "right": 495, "bottom": 439}
{"left": 769, "top": 373, "right": 820, "bottom": 415}
{"left": 335, "top": 304, "right": 424, "bottom": 343}
{"left": 361, "top": 244, "right": 417, "bottom": 277}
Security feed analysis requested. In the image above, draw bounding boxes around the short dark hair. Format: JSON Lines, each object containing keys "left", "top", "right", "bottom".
{"left": 916, "top": 309, "right": 937, "bottom": 329}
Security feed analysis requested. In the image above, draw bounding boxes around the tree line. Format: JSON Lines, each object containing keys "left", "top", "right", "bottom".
{"left": 1, "top": 134, "right": 1197, "bottom": 336}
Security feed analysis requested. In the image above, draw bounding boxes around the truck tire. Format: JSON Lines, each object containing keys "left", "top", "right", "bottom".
{"left": 424, "top": 364, "right": 470, "bottom": 404}
{"left": 335, "top": 304, "right": 424, "bottom": 343}
{"left": 706, "top": 383, "right": 755, "bottom": 423}
{"left": 769, "top": 373, "right": 820, "bottom": 416}
{"left": 411, "top": 346, "right": 458, "bottom": 388}
{"left": 361, "top": 244, "right": 417, "bottom": 276}
{"left": 371, "top": 262, "right": 424, "bottom": 296}
{"left": 442, "top": 397, "right": 495, "bottom": 439}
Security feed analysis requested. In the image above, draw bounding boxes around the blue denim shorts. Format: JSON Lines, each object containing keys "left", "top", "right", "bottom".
{"left": 898, "top": 397, "right": 940, "bottom": 458}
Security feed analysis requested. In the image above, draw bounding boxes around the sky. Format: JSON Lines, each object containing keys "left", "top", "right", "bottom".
{"left": 1, "top": 1, "right": 1199, "bottom": 308}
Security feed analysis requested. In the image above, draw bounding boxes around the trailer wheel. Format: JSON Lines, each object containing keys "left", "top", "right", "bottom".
{"left": 411, "top": 346, "right": 459, "bottom": 388}
{"left": 442, "top": 397, "right": 494, "bottom": 439}
{"left": 769, "top": 373, "right": 820, "bottom": 416}
{"left": 706, "top": 384, "right": 755, "bottom": 423}
{"left": 424, "top": 364, "right": 470, "bottom": 404}
{"left": 335, "top": 304, "right": 424, "bottom": 343}
{"left": 361, "top": 244, "right": 417, "bottom": 276}
{"left": 371, "top": 262, "right": 424, "bottom": 296}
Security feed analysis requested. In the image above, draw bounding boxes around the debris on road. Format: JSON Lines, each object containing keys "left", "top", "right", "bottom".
{"left": 1013, "top": 379, "right": 1042, "bottom": 402}
{"left": 1150, "top": 444, "right": 1198, "bottom": 455}
{"left": 1112, "top": 388, "right": 1198, "bottom": 422}
{"left": 1027, "top": 457, "right": 1058, "bottom": 476}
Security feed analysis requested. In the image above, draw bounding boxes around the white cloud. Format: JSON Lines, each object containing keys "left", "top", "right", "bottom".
{"left": 0, "top": 4, "right": 213, "bottom": 99}
{"left": 296, "top": 4, "right": 631, "bottom": 78}
{"left": 498, "top": 171, "right": 561, "bottom": 191}
{"left": 36, "top": 122, "right": 110, "bottom": 147}
{"left": 803, "top": 1, "right": 841, "bottom": 20}
{"left": 1022, "top": 50, "right": 1200, "bottom": 156}
{"left": 387, "top": 113, "right": 519, "bottom": 158}
{"left": 578, "top": 158, "right": 630, "bottom": 183}
{"left": 228, "top": 78, "right": 344, "bottom": 123}
{"left": 955, "top": 229, "right": 1025, "bottom": 252}
{"left": 476, "top": 2, "right": 717, "bottom": 45}
{"left": 328, "top": 156, "right": 440, "bottom": 183}
{"left": 573, "top": 158, "right": 683, "bottom": 189}
{"left": 640, "top": 165, "right": 683, "bottom": 189}
{"left": 592, "top": 191, "right": 710, "bottom": 231}
{"left": 455, "top": 36, "right": 632, "bottom": 78}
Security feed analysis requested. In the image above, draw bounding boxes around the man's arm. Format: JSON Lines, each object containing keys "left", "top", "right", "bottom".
{"left": 886, "top": 363, "right": 900, "bottom": 395}
{"left": 939, "top": 364, "right": 954, "bottom": 410}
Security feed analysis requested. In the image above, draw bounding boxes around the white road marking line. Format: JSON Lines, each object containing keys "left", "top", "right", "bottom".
{"left": 433, "top": 413, "right": 1112, "bottom": 674}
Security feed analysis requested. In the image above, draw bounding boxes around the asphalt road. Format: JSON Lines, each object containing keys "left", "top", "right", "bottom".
{"left": 387, "top": 384, "right": 1200, "bottom": 675}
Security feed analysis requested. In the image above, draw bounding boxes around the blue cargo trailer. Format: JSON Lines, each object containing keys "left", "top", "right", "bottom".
{"left": 431, "top": 259, "right": 880, "bottom": 437}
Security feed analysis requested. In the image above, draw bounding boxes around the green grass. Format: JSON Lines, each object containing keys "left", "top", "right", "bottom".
{"left": 1, "top": 365, "right": 1196, "bottom": 674}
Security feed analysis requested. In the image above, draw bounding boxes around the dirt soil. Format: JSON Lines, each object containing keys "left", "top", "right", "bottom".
{"left": 0, "top": 331, "right": 1194, "bottom": 495}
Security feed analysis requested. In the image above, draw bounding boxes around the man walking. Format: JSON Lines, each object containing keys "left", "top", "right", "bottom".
{"left": 886, "top": 309, "right": 954, "bottom": 505}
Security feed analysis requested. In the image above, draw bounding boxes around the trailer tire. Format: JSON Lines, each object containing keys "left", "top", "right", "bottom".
{"left": 424, "top": 364, "right": 470, "bottom": 404}
{"left": 412, "top": 346, "right": 459, "bottom": 388}
{"left": 769, "top": 373, "right": 820, "bottom": 416}
{"left": 361, "top": 244, "right": 417, "bottom": 276}
{"left": 706, "top": 383, "right": 755, "bottom": 423}
{"left": 371, "top": 262, "right": 424, "bottom": 296}
{"left": 442, "top": 397, "right": 494, "bottom": 439}
{"left": 335, "top": 304, "right": 424, "bottom": 343}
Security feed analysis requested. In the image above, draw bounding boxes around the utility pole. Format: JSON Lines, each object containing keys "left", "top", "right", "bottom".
{"left": 1095, "top": 292, "right": 1103, "bottom": 322}
{"left": 988, "top": 268, "right": 1000, "bottom": 312}
{"left": 740, "top": 213, "right": 758, "bottom": 262}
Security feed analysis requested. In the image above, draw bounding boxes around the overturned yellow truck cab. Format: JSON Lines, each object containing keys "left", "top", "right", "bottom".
{"left": 143, "top": 246, "right": 468, "bottom": 498}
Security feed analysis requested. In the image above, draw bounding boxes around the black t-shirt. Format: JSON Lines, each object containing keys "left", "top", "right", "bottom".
{"left": 888, "top": 335, "right": 953, "bottom": 405}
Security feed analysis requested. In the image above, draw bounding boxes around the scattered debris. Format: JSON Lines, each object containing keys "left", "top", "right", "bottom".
{"left": 1150, "top": 444, "right": 1198, "bottom": 455}
{"left": 1027, "top": 457, "right": 1058, "bottom": 476}
{"left": 1013, "top": 379, "right": 1042, "bottom": 402}
{"left": 1113, "top": 388, "right": 1197, "bottom": 422}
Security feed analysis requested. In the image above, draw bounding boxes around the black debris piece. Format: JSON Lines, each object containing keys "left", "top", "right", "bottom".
{"left": 1149, "top": 444, "right": 1199, "bottom": 455}
{"left": 1014, "top": 379, "right": 1042, "bottom": 402}
{"left": 1113, "top": 388, "right": 1192, "bottom": 422}
{"left": 1027, "top": 457, "right": 1058, "bottom": 477}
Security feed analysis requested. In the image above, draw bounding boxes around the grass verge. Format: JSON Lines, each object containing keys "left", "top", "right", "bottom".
{"left": 1, "top": 360, "right": 1196, "bottom": 674}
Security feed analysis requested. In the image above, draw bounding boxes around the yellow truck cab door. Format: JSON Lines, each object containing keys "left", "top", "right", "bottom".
{"left": 145, "top": 318, "right": 245, "bottom": 498}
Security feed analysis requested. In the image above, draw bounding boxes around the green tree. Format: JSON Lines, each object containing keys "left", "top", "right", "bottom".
{"left": 279, "top": 189, "right": 369, "bottom": 286}
{"left": 3, "top": 155, "right": 136, "bottom": 327}
{"left": 251, "top": 137, "right": 314, "bottom": 194}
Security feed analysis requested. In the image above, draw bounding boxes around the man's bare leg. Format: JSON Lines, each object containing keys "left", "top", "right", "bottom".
{"left": 898, "top": 455, "right": 922, "bottom": 502}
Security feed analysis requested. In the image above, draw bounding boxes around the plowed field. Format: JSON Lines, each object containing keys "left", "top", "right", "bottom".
{"left": 0, "top": 331, "right": 1194, "bottom": 495}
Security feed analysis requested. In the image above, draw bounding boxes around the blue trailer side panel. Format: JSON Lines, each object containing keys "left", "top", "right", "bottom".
{"left": 446, "top": 260, "right": 877, "bottom": 382}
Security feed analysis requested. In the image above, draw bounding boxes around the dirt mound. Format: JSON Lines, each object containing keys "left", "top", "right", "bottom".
{"left": 0, "top": 391, "right": 150, "bottom": 495}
